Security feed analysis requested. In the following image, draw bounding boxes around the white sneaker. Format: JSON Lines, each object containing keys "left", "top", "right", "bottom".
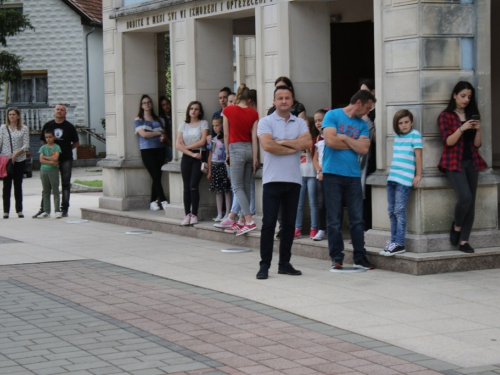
{"left": 37, "top": 212, "right": 50, "bottom": 219}
{"left": 160, "top": 201, "right": 169, "bottom": 210}
{"left": 213, "top": 215, "right": 223, "bottom": 222}
{"left": 55, "top": 212, "right": 63, "bottom": 219}
{"left": 150, "top": 201, "right": 160, "bottom": 211}
{"left": 190, "top": 215, "right": 198, "bottom": 225}
{"left": 380, "top": 242, "right": 397, "bottom": 255}
{"left": 313, "top": 230, "right": 325, "bottom": 241}
{"left": 181, "top": 214, "right": 191, "bottom": 226}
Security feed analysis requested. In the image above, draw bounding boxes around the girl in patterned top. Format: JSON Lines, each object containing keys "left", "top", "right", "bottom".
{"left": 207, "top": 116, "right": 231, "bottom": 221}
{"left": 1, "top": 108, "right": 30, "bottom": 218}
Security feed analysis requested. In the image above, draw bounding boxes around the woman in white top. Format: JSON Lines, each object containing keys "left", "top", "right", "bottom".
{"left": 1, "top": 108, "right": 30, "bottom": 218}
{"left": 176, "top": 101, "right": 209, "bottom": 226}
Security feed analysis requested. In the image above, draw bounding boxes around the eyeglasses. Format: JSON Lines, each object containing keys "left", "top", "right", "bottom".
{"left": 142, "top": 101, "right": 152, "bottom": 105}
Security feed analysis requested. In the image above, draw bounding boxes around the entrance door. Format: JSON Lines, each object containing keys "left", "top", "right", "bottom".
{"left": 330, "top": 21, "right": 374, "bottom": 108}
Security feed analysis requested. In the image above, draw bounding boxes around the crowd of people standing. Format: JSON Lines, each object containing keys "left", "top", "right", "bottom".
{"left": 131, "top": 77, "right": 485, "bottom": 277}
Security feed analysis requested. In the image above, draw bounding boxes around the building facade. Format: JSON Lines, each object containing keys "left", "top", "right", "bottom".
{"left": 101, "top": 0, "right": 500, "bottom": 252}
{"left": 0, "top": 0, "right": 105, "bottom": 155}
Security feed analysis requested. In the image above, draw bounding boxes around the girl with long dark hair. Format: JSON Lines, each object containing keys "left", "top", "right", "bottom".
{"left": 134, "top": 94, "right": 169, "bottom": 211}
{"left": 438, "top": 81, "right": 486, "bottom": 253}
{"left": 176, "top": 101, "right": 209, "bottom": 225}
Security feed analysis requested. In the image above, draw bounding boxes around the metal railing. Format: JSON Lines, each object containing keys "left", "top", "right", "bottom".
{"left": 0, "top": 106, "right": 76, "bottom": 132}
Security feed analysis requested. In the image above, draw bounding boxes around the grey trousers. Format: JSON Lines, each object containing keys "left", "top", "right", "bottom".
{"left": 229, "top": 142, "right": 253, "bottom": 217}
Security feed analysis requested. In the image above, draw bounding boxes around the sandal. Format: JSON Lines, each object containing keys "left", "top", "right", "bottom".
{"left": 18, "top": 212, "right": 24, "bottom": 218}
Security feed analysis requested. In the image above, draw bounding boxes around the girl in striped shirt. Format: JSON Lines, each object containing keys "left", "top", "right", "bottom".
{"left": 381, "top": 109, "right": 422, "bottom": 256}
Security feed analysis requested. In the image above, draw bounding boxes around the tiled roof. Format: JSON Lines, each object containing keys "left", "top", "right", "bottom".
{"left": 62, "top": 0, "right": 102, "bottom": 25}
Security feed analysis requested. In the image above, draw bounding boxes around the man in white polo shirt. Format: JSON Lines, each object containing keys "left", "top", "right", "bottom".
{"left": 256, "top": 86, "right": 311, "bottom": 280}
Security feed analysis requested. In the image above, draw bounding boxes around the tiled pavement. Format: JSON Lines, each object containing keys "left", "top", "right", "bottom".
{"left": 1, "top": 260, "right": 499, "bottom": 375}
{"left": 2, "top": 171, "right": 500, "bottom": 375}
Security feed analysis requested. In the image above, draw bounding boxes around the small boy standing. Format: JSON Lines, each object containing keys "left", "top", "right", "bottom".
{"left": 37, "top": 129, "right": 62, "bottom": 219}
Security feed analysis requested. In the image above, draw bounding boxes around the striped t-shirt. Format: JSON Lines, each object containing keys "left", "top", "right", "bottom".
{"left": 388, "top": 129, "right": 422, "bottom": 187}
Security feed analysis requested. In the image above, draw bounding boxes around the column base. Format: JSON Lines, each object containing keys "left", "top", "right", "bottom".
{"left": 99, "top": 196, "right": 150, "bottom": 211}
{"left": 365, "top": 229, "right": 500, "bottom": 253}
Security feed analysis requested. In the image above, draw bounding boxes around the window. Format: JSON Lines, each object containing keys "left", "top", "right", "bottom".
{"left": 8, "top": 73, "right": 48, "bottom": 104}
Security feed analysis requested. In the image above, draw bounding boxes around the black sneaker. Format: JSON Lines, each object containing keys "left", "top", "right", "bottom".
{"left": 62, "top": 211, "right": 68, "bottom": 218}
{"left": 256, "top": 266, "right": 269, "bottom": 279}
{"left": 278, "top": 263, "right": 302, "bottom": 276}
{"left": 459, "top": 242, "right": 474, "bottom": 253}
{"left": 331, "top": 262, "right": 343, "bottom": 270}
{"left": 353, "top": 256, "right": 375, "bottom": 270}
{"left": 384, "top": 245, "right": 406, "bottom": 257}
{"left": 450, "top": 221, "right": 460, "bottom": 246}
{"left": 32, "top": 209, "right": 43, "bottom": 219}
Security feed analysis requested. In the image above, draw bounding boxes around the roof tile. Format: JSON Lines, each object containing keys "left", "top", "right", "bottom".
{"left": 64, "top": 0, "right": 102, "bottom": 25}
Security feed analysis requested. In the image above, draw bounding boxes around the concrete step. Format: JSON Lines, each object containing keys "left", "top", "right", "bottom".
{"left": 81, "top": 207, "right": 500, "bottom": 276}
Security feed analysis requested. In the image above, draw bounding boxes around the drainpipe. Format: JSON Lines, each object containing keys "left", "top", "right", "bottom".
{"left": 85, "top": 26, "right": 95, "bottom": 146}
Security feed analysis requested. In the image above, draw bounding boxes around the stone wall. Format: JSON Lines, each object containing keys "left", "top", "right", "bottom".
{"left": 0, "top": 0, "right": 87, "bottom": 126}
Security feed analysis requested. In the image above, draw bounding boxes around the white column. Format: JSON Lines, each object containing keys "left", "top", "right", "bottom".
{"left": 165, "top": 18, "right": 233, "bottom": 219}
{"left": 255, "top": 1, "right": 330, "bottom": 117}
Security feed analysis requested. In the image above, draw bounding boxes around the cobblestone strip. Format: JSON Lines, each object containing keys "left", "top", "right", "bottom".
{"left": 1, "top": 260, "right": 499, "bottom": 375}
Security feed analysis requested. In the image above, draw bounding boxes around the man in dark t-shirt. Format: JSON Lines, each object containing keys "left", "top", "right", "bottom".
{"left": 33, "top": 104, "right": 80, "bottom": 218}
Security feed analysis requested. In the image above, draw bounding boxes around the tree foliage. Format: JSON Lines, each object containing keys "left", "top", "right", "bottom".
{"left": 0, "top": 0, "right": 35, "bottom": 84}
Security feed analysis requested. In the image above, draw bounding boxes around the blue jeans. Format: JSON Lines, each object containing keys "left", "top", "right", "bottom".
{"left": 260, "top": 182, "right": 301, "bottom": 268}
{"left": 387, "top": 181, "right": 412, "bottom": 246}
{"left": 295, "top": 177, "right": 318, "bottom": 230}
{"left": 323, "top": 173, "right": 365, "bottom": 263}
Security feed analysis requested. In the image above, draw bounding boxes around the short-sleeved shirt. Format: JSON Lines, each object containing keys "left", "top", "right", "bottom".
{"left": 38, "top": 144, "right": 62, "bottom": 170}
{"left": 177, "top": 120, "right": 209, "bottom": 148}
{"left": 222, "top": 105, "right": 259, "bottom": 144}
{"left": 387, "top": 129, "right": 422, "bottom": 187}
{"left": 134, "top": 119, "right": 164, "bottom": 150}
{"left": 40, "top": 120, "right": 79, "bottom": 162}
{"left": 257, "top": 112, "right": 308, "bottom": 185}
{"left": 321, "top": 108, "right": 369, "bottom": 178}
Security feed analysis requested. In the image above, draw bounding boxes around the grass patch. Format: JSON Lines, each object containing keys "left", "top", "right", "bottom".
{"left": 73, "top": 179, "right": 103, "bottom": 188}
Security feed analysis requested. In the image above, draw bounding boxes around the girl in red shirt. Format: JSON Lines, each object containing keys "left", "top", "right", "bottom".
{"left": 221, "top": 84, "right": 259, "bottom": 236}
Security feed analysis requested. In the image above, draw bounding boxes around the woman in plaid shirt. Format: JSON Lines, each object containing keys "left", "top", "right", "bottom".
{"left": 438, "top": 81, "right": 487, "bottom": 254}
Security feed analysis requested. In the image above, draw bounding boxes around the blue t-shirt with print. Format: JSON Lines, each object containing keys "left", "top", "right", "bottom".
{"left": 322, "top": 108, "right": 369, "bottom": 178}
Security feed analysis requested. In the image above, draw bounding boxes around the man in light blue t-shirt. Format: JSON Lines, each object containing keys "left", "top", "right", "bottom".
{"left": 322, "top": 90, "right": 376, "bottom": 271}
{"left": 256, "top": 85, "right": 311, "bottom": 280}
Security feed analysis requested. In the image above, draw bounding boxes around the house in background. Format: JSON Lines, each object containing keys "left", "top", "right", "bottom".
{"left": 0, "top": 0, "right": 105, "bottom": 157}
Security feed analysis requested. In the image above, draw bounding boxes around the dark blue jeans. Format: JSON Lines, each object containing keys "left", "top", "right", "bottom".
{"left": 260, "top": 182, "right": 301, "bottom": 269}
{"left": 38, "top": 159, "right": 72, "bottom": 212}
{"left": 323, "top": 173, "right": 366, "bottom": 263}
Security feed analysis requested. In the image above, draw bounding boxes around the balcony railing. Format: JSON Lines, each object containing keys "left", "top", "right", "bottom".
{"left": 0, "top": 106, "right": 76, "bottom": 133}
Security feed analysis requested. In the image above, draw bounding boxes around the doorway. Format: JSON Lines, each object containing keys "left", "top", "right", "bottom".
{"left": 330, "top": 21, "right": 374, "bottom": 109}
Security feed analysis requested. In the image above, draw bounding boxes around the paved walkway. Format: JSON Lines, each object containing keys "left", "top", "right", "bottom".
{"left": 1, "top": 168, "right": 500, "bottom": 375}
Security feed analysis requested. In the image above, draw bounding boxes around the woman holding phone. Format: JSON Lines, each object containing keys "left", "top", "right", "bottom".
{"left": 438, "top": 81, "right": 486, "bottom": 253}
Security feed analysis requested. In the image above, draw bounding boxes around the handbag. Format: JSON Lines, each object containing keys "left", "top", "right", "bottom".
{"left": 200, "top": 162, "right": 208, "bottom": 174}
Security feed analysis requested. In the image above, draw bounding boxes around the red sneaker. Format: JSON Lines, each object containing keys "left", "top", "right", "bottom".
{"left": 293, "top": 228, "right": 302, "bottom": 239}
{"left": 310, "top": 228, "right": 318, "bottom": 239}
{"left": 236, "top": 222, "right": 257, "bottom": 236}
{"left": 224, "top": 222, "right": 244, "bottom": 234}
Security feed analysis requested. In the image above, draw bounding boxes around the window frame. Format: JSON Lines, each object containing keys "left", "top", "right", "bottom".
{"left": 8, "top": 72, "right": 48, "bottom": 105}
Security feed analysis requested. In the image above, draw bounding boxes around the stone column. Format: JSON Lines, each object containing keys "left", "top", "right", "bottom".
{"left": 255, "top": 1, "right": 331, "bottom": 116}
{"left": 367, "top": 0, "right": 499, "bottom": 252}
{"left": 100, "top": 1, "right": 162, "bottom": 210}
{"left": 253, "top": 1, "right": 330, "bottom": 214}
{"left": 163, "top": 18, "right": 233, "bottom": 220}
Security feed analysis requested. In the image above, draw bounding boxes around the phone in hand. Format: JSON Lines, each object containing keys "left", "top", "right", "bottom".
{"left": 471, "top": 114, "right": 480, "bottom": 121}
